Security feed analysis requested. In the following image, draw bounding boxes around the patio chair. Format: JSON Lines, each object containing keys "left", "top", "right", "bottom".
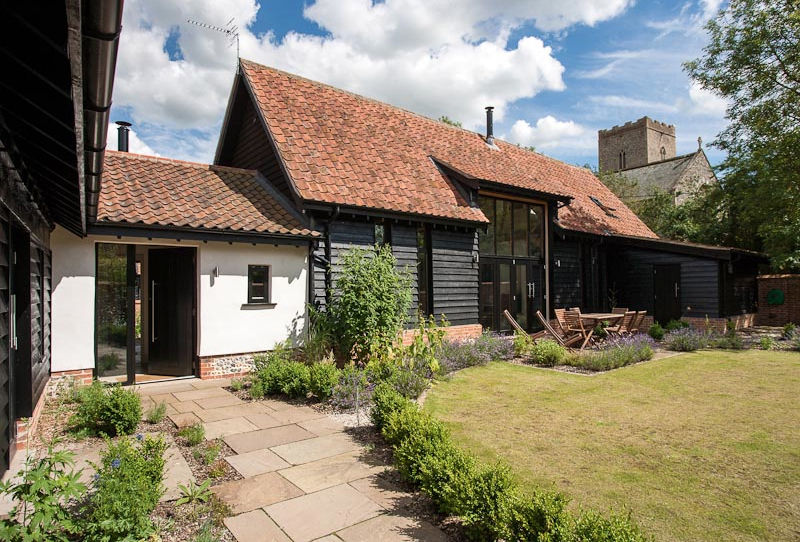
{"left": 611, "top": 307, "right": 629, "bottom": 314}
{"left": 629, "top": 310, "right": 647, "bottom": 333}
{"left": 553, "top": 308, "right": 570, "bottom": 336}
{"left": 535, "top": 311, "right": 584, "bottom": 349}
{"left": 503, "top": 310, "right": 548, "bottom": 341}
{"left": 606, "top": 310, "right": 636, "bottom": 336}
{"left": 564, "top": 308, "right": 596, "bottom": 349}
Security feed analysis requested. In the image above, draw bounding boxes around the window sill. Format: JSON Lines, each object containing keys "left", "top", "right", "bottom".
{"left": 241, "top": 303, "right": 276, "bottom": 309}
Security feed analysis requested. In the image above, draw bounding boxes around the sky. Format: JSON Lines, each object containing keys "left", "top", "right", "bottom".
{"left": 107, "top": 0, "right": 729, "bottom": 169}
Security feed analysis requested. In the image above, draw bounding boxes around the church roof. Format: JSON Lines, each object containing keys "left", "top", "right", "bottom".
{"left": 617, "top": 150, "right": 711, "bottom": 198}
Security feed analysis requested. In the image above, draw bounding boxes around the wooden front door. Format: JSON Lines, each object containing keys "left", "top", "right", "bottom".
{"left": 148, "top": 248, "right": 195, "bottom": 376}
{"left": 653, "top": 264, "right": 681, "bottom": 324}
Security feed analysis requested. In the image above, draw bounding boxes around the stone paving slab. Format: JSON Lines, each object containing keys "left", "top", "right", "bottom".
{"left": 348, "top": 475, "right": 414, "bottom": 512}
{"left": 168, "top": 412, "right": 201, "bottom": 429}
{"left": 243, "top": 411, "right": 283, "bottom": 429}
{"left": 213, "top": 471, "right": 303, "bottom": 514}
{"left": 313, "top": 536, "right": 343, "bottom": 542}
{"left": 298, "top": 416, "right": 346, "bottom": 437}
{"left": 204, "top": 416, "right": 259, "bottom": 440}
{"left": 148, "top": 392, "right": 181, "bottom": 405}
{"left": 269, "top": 405, "right": 327, "bottom": 425}
{"left": 194, "top": 393, "right": 243, "bottom": 409}
{"left": 134, "top": 381, "right": 196, "bottom": 396}
{"left": 194, "top": 403, "right": 270, "bottom": 423}
{"left": 271, "top": 432, "right": 360, "bottom": 465}
{"left": 279, "top": 451, "right": 386, "bottom": 494}
{"left": 225, "top": 449, "right": 290, "bottom": 477}
{"left": 161, "top": 442, "right": 195, "bottom": 502}
{"left": 336, "top": 513, "right": 448, "bottom": 542}
{"left": 172, "top": 400, "right": 201, "bottom": 413}
{"left": 265, "top": 483, "right": 383, "bottom": 542}
{"left": 225, "top": 425, "right": 315, "bottom": 455}
{"left": 190, "top": 377, "right": 231, "bottom": 389}
{"left": 224, "top": 509, "right": 291, "bottom": 542}
{"left": 173, "top": 387, "right": 231, "bottom": 402}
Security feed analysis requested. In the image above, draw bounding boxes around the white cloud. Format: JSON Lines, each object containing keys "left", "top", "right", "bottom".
{"left": 507, "top": 116, "right": 593, "bottom": 150}
{"left": 105, "top": 123, "right": 159, "bottom": 155}
{"left": 687, "top": 81, "right": 728, "bottom": 116}
{"left": 112, "top": 0, "right": 633, "bottom": 160}
{"left": 588, "top": 95, "right": 679, "bottom": 114}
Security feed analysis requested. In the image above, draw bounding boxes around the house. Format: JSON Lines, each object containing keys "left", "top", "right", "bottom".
{"left": 598, "top": 117, "right": 718, "bottom": 204}
{"left": 0, "top": 0, "right": 124, "bottom": 471}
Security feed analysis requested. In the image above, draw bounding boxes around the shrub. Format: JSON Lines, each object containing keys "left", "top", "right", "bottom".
{"left": 417, "top": 443, "right": 476, "bottom": 516}
{"left": 389, "top": 366, "right": 430, "bottom": 399}
{"left": 83, "top": 435, "right": 166, "bottom": 541}
{"left": 193, "top": 441, "right": 222, "bottom": 466}
{"left": 253, "top": 345, "right": 311, "bottom": 398}
{"left": 781, "top": 322, "right": 796, "bottom": 339}
{"left": 663, "top": 328, "right": 708, "bottom": 352}
{"left": 249, "top": 380, "right": 265, "bottom": 399}
{"left": 403, "top": 314, "right": 447, "bottom": 378}
{"left": 71, "top": 381, "right": 142, "bottom": 437}
{"left": 527, "top": 340, "right": 567, "bottom": 367}
{"left": 178, "top": 423, "right": 205, "bottom": 447}
{"left": 458, "top": 463, "right": 517, "bottom": 541}
{"left": 713, "top": 331, "right": 744, "bottom": 350}
{"left": 572, "top": 509, "right": 649, "bottom": 542}
{"left": 759, "top": 336, "right": 774, "bottom": 350}
{"left": 507, "top": 489, "right": 572, "bottom": 542}
{"left": 303, "top": 305, "right": 335, "bottom": 363}
{"left": 392, "top": 413, "right": 450, "bottom": 484}
{"left": 0, "top": 443, "right": 86, "bottom": 541}
{"left": 328, "top": 245, "right": 412, "bottom": 364}
{"left": 568, "top": 334, "right": 655, "bottom": 372}
{"left": 230, "top": 378, "right": 244, "bottom": 391}
{"left": 794, "top": 334, "right": 800, "bottom": 351}
{"left": 308, "top": 361, "right": 340, "bottom": 399}
{"left": 648, "top": 323, "right": 665, "bottom": 341}
{"left": 438, "top": 333, "right": 513, "bottom": 373}
{"left": 146, "top": 401, "right": 167, "bottom": 424}
{"left": 664, "top": 319, "right": 690, "bottom": 332}
{"left": 381, "top": 401, "right": 425, "bottom": 446}
{"left": 331, "top": 364, "right": 370, "bottom": 410}
{"left": 370, "top": 382, "right": 414, "bottom": 429}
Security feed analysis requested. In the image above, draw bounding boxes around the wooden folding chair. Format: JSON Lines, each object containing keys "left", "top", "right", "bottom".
{"left": 628, "top": 310, "right": 647, "bottom": 333}
{"left": 564, "top": 308, "right": 595, "bottom": 349}
{"left": 611, "top": 307, "right": 629, "bottom": 314}
{"left": 503, "top": 310, "right": 548, "bottom": 341}
{"left": 535, "top": 311, "right": 583, "bottom": 349}
{"left": 553, "top": 308, "right": 570, "bottom": 336}
{"left": 607, "top": 310, "right": 636, "bottom": 336}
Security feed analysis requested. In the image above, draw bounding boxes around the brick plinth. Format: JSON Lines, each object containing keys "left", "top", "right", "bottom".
{"left": 757, "top": 274, "right": 800, "bottom": 326}
{"left": 401, "top": 324, "right": 484, "bottom": 345}
{"left": 199, "top": 352, "right": 265, "bottom": 379}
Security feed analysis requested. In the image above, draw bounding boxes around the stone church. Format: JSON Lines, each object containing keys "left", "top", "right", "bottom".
{"left": 598, "top": 116, "right": 716, "bottom": 204}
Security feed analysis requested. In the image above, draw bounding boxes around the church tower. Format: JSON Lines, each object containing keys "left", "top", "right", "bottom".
{"left": 598, "top": 116, "right": 676, "bottom": 172}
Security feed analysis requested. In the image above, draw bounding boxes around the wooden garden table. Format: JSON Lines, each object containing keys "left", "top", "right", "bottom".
{"left": 577, "top": 312, "right": 625, "bottom": 349}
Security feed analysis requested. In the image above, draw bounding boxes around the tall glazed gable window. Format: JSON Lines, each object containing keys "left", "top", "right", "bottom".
{"left": 417, "top": 225, "right": 433, "bottom": 316}
{"left": 247, "top": 265, "right": 271, "bottom": 304}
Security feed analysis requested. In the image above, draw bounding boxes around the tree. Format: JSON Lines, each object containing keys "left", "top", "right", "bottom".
{"left": 438, "top": 115, "right": 462, "bottom": 128}
{"left": 684, "top": 0, "right": 800, "bottom": 270}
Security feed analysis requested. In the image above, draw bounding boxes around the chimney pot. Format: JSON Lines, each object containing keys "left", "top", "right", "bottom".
{"left": 115, "top": 121, "right": 131, "bottom": 152}
{"left": 485, "top": 106, "right": 494, "bottom": 145}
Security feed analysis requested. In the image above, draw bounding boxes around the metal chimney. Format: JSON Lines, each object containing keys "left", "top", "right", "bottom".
{"left": 485, "top": 106, "right": 494, "bottom": 145}
{"left": 115, "top": 121, "right": 131, "bottom": 152}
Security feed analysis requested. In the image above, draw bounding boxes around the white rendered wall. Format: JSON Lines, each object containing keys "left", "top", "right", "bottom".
{"left": 198, "top": 242, "right": 308, "bottom": 356}
{"left": 50, "top": 226, "right": 96, "bottom": 372}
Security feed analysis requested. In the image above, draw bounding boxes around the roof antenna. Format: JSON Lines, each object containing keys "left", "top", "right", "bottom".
{"left": 186, "top": 17, "right": 240, "bottom": 68}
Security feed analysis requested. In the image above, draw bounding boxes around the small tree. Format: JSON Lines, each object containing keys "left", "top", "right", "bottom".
{"left": 329, "top": 245, "right": 412, "bottom": 364}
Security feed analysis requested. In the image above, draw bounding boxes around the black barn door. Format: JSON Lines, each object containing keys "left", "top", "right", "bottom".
{"left": 654, "top": 264, "right": 681, "bottom": 324}
{"left": 148, "top": 248, "right": 195, "bottom": 376}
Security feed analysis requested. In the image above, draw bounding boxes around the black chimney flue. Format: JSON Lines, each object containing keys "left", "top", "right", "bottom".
{"left": 115, "top": 121, "right": 131, "bottom": 152}
{"left": 485, "top": 106, "right": 494, "bottom": 145}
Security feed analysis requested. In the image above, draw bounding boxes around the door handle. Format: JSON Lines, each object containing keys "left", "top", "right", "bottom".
{"left": 9, "top": 294, "right": 16, "bottom": 350}
{"left": 674, "top": 283, "right": 679, "bottom": 298}
{"left": 532, "top": 282, "right": 535, "bottom": 298}
{"left": 151, "top": 280, "right": 157, "bottom": 343}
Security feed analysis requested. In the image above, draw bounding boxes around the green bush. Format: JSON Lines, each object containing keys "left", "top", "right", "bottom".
{"left": 781, "top": 322, "right": 796, "bottom": 339}
{"left": 417, "top": 443, "right": 476, "bottom": 516}
{"left": 331, "top": 364, "right": 370, "bottom": 410}
{"left": 713, "top": 331, "right": 744, "bottom": 350}
{"left": 664, "top": 319, "right": 690, "bottom": 332}
{"left": 759, "top": 336, "right": 774, "bottom": 350}
{"left": 83, "top": 435, "right": 166, "bottom": 541}
{"left": 663, "top": 328, "right": 709, "bottom": 352}
{"left": 648, "top": 323, "right": 665, "bottom": 341}
{"left": 507, "top": 489, "right": 572, "bottom": 542}
{"left": 308, "top": 362, "right": 340, "bottom": 399}
{"left": 146, "top": 401, "right": 167, "bottom": 424}
{"left": 794, "top": 334, "right": 800, "bottom": 351}
{"left": 567, "top": 335, "right": 655, "bottom": 372}
{"left": 230, "top": 378, "right": 244, "bottom": 391}
{"left": 572, "top": 509, "right": 649, "bottom": 542}
{"left": 391, "top": 413, "right": 450, "bottom": 483}
{"left": 514, "top": 330, "right": 535, "bottom": 356}
{"left": 371, "top": 381, "right": 414, "bottom": 429}
{"left": 0, "top": 443, "right": 86, "bottom": 541}
{"left": 527, "top": 340, "right": 567, "bottom": 367}
{"left": 253, "top": 344, "right": 311, "bottom": 398}
{"left": 98, "top": 353, "right": 121, "bottom": 373}
{"left": 303, "top": 305, "right": 335, "bottom": 363}
{"left": 178, "top": 423, "right": 205, "bottom": 447}
{"left": 459, "top": 463, "right": 517, "bottom": 541}
{"left": 71, "top": 381, "right": 142, "bottom": 437}
{"left": 381, "top": 400, "right": 426, "bottom": 446}
{"left": 328, "top": 245, "right": 412, "bottom": 364}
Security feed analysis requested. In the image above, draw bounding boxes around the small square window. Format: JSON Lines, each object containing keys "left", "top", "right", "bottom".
{"left": 247, "top": 265, "right": 271, "bottom": 304}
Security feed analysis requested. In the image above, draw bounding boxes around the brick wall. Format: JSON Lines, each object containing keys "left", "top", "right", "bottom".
{"left": 199, "top": 352, "right": 263, "bottom": 379}
{"left": 401, "top": 324, "right": 484, "bottom": 345}
{"left": 757, "top": 274, "right": 800, "bottom": 326}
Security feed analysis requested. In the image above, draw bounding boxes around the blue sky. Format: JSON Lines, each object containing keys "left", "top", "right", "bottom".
{"left": 109, "top": 0, "right": 728, "bottom": 169}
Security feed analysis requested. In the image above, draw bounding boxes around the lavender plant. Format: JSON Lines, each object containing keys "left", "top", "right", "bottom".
{"left": 437, "top": 332, "right": 513, "bottom": 373}
{"left": 663, "top": 327, "right": 709, "bottom": 352}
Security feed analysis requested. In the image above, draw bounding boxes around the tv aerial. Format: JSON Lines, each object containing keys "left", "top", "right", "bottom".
{"left": 186, "top": 17, "right": 240, "bottom": 65}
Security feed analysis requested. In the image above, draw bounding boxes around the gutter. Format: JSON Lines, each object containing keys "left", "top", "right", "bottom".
{"left": 82, "top": 0, "right": 124, "bottom": 230}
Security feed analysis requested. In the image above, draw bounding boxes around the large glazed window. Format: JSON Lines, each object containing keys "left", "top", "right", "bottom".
{"left": 477, "top": 196, "right": 545, "bottom": 260}
{"left": 96, "top": 243, "right": 130, "bottom": 379}
{"left": 417, "top": 225, "right": 433, "bottom": 316}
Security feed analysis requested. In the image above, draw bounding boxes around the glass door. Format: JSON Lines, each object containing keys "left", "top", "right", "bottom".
{"left": 95, "top": 243, "right": 135, "bottom": 384}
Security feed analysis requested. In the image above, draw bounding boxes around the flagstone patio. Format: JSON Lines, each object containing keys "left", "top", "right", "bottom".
{"left": 137, "top": 378, "right": 447, "bottom": 542}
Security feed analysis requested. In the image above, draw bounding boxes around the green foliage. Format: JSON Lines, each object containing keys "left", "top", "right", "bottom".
{"left": 793, "top": 334, "right": 800, "bottom": 352}
{"left": 230, "top": 378, "right": 244, "bottom": 391}
{"left": 0, "top": 443, "right": 86, "bottom": 541}
{"left": 328, "top": 245, "right": 412, "bottom": 364}
{"left": 331, "top": 364, "right": 370, "bottom": 410}
{"left": 781, "top": 322, "right": 796, "bottom": 339}
{"left": 193, "top": 441, "right": 222, "bottom": 466}
{"left": 252, "top": 343, "right": 312, "bottom": 399}
{"left": 71, "top": 381, "right": 142, "bottom": 437}
{"left": 403, "top": 314, "right": 447, "bottom": 377}
{"left": 663, "top": 328, "right": 709, "bottom": 352}
{"left": 417, "top": 441, "right": 476, "bottom": 516}
{"left": 146, "top": 401, "right": 167, "bottom": 424}
{"left": 513, "top": 330, "right": 534, "bottom": 356}
{"left": 527, "top": 340, "right": 567, "bottom": 367}
{"left": 178, "top": 423, "right": 206, "bottom": 447}
{"left": 98, "top": 353, "right": 121, "bottom": 374}
{"left": 370, "top": 381, "right": 413, "bottom": 428}
{"left": 83, "top": 434, "right": 166, "bottom": 541}
{"left": 759, "top": 336, "right": 774, "bottom": 350}
{"left": 308, "top": 360, "right": 340, "bottom": 399}
{"left": 208, "top": 460, "right": 228, "bottom": 479}
{"left": 648, "top": 323, "right": 665, "bottom": 341}
{"left": 249, "top": 380, "right": 265, "bottom": 399}
{"left": 459, "top": 464, "right": 518, "bottom": 541}
{"left": 713, "top": 331, "right": 744, "bottom": 350}
{"left": 176, "top": 479, "right": 213, "bottom": 517}
{"left": 567, "top": 335, "right": 655, "bottom": 371}
{"left": 303, "top": 305, "right": 335, "bottom": 363}
{"left": 685, "top": 0, "right": 800, "bottom": 270}
{"left": 507, "top": 490, "right": 572, "bottom": 542}
{"left": 572, "top": 509, "right": 650, "bottom": 542}
{"left": 392, "top": 413, "right": 450, "bottom": 484}
{"left": 664, "top": 319, "right": 690, "bottom": 332}
{"left": 438, "top": 115, "right": 462, "bottom": 127}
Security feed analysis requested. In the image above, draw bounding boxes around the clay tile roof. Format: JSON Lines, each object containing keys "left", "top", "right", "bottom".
{"left": 239, "top": 59, "right": 656, "bottom": 238}
{"left": 98, "top": 151, "right": 317, "bottom": 238}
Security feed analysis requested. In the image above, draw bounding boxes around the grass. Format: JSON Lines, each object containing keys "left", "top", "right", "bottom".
{"left": 425, "top": 350, "right": 800, "bottom": 542}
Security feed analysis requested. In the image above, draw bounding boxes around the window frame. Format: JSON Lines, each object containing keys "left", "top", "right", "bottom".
{"left": 416, "top": 224, "right": 434, "bottom": 317}
{"left": 247, "top": 264, "right": 272, "bottom": 305}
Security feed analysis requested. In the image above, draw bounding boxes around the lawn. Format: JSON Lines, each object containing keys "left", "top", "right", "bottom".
{"left": 424, "top": 350, "right": 800, "bottom": 542}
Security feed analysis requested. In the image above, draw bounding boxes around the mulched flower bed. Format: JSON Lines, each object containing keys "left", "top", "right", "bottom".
{"left": 174, "top": 436, "right": 241, "bottom": 485}
{"left": 152, "top": 498, "right": 235, "bottom": 542}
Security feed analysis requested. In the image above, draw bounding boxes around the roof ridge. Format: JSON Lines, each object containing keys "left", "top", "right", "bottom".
{"left": 106, "top": 150, "right": 260, "bottom": 175}
{"left": 618, "top": 150, "right": 699, "bottom": 172}
{"left": 239, "top": 58, "right": 599, "bottom": 179}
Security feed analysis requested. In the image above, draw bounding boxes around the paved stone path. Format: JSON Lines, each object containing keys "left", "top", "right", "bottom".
{"left": 137, "top": 378, "right": 447, "bottom": 542}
